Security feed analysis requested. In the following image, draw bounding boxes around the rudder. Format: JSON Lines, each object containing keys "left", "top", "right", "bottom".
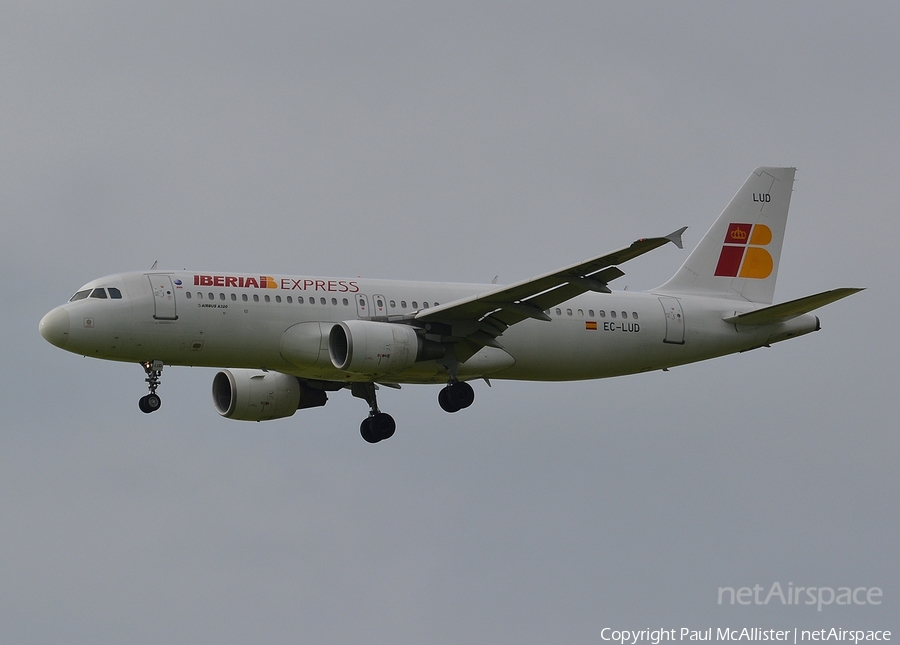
{"left": 655, "top": 166, "right": 796, "bottom": 304}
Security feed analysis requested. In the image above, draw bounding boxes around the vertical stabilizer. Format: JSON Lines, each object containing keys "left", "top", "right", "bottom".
{"left": 655, "top": 167, "right": 795, "bottom": 304}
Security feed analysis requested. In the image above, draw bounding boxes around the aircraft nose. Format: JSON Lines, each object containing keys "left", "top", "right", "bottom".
{"left": 39, "top": 307, "right": 70, "bottom": 349}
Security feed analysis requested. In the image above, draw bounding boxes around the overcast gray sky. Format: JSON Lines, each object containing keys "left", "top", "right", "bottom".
{"left": 1, "top": 3, "right": 896, "bottom": 643}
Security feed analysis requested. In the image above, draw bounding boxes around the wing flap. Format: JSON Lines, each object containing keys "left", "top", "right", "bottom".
{"left": 722, "top": 288, "right": 863, "bottom": 326}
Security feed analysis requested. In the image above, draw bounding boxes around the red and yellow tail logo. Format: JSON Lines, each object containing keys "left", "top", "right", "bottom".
{"left": 714, "top": 223, "right": 773, "bottom": 279}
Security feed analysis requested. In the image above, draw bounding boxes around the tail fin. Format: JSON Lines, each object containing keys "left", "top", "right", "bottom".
{"left": 656, "top": 167, "right": 796, "bottom": 304}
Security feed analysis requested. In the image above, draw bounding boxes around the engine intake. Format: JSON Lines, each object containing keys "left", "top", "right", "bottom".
{"left": 212, "top": 369, "right": 327, "bottom": 421}
{"left": 329, "top": 320, "right": 444, "bottom": 375}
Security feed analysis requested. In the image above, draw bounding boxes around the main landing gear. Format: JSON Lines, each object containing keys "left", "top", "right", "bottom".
{"left": 351, "top": 383, "right": 396, "bottom": 444}
{"left": 139, "top": 360, "right": 164, "bottom": 414}
{"left": 438, "top": 380, "right": 475, "bottom": 413}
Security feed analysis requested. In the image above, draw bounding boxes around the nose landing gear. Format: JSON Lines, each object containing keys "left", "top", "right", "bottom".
{"left": 139, "top": 360, "right": 164, "bottom": 414}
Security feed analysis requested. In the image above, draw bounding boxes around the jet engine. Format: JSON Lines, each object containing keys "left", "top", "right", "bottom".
{"left": 212, "top": 369, "right": 327, "bottom": 421}
{"left": 329, "top": 320, "right": 444, "bottom": 375}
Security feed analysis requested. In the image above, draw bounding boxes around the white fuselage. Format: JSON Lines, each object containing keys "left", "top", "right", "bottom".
{"left": 41, "top": 270, "right": 819, "bottom": 385}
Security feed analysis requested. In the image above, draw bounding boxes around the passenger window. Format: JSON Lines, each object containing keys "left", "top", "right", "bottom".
{"left": 275, "top": 295, "right": 282, "bottom": 303}
{"left": 332, "top": 297, "right": 337, "bottom": 305}
{"left": 231, "top": 293, "right": 237, "bottom": 301}
{"left": 412, "top": 301, "right": 418, "bottom": 309}
{"left": 611, "top": 311, "right": 616, "bottom": 318}
{"left": 197, "top": 292, "right": 203, "bottom": 299}
{"left": 423, "top": 302, "right": 429, "bottom": 309}
{"left": 208, "top": 292, "right": 214, "bottom": 300}
{"left": 555, "top": 308, "right": 562, "bottom": 316}
{"left": 297, "top": 297, "right": 304, "bottom": 304}
{"left": 253, "top": 294, "right": 259, "bottom": 302}
{"left": 389, "top": 300, "right": 396, "bottom": 308}
{"left": 286, "top": 296, "right": 292, "bottom": 304}
{"left": 219, "top": 293, "right": 225, "bottom": 301}
{"left": 242, "top": 294, "right": 248, "bottom": 302}
{"left": 343, "top": 298, "right": 349, "bottom": 306}
{"left": 320, "top": 297, "right": 326, "bottom": 305}
{"left": 376, "top": 298, "right": 384, "bottom": 307}
{"left": 621, "top": 311, "right": 627, "bottom": 319}
{"left": 90, "top": 288, "right": 107, "bottom": 299}
{"left": 69, "top": 290, "right": 91, "bottom": 302}
{"left": 401, "top": 301, "right": 407, "bottom": 309}
{"left": 599, "top": 310, "right": 606, "bottom": 318}
{"left": 566, "top": 308, "right": 572, "bottom": 316}
{"left": 589, "top": 309, "right": 594, "bottom": 317}
{"left": 264, "top": 295, "right": 270, "bottom": 303}
{"left": 577, "top": 309, "right": 583, "bottom": 317}
{"left": 185, "top": 292, "right": 192, "bottom": 299}
{"left": 108, "top": 287, "right": 122, "bottom": 299}
{"left": 632, "top": 312, "right": 639, "bottom": 320}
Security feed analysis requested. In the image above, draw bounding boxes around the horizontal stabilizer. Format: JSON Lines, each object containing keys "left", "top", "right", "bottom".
{"left": 722, "top": 288, "right": 863, "bottom": 326}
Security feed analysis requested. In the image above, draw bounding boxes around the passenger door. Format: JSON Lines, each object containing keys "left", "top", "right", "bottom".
{"left": 148, "top": 274, "right": 178, "bottom": 320}
{"left": 658, "top": 296, "right": 684, "bottom": 344}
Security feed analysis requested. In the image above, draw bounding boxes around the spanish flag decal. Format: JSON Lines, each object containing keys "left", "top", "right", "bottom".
{"left": 586, "top": 321, "right": 598, "bottom": 330}
{"left": 714, "top": 223, "right": 773, "bottom": 279}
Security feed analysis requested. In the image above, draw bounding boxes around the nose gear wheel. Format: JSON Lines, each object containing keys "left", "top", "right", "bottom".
{"left": 139, "top": 393, "right": 161, "bottom": 413}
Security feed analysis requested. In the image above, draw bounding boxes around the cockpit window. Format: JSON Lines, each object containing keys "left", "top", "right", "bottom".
{"left": 69, "top": 287, "right": 122, "bottom": 301}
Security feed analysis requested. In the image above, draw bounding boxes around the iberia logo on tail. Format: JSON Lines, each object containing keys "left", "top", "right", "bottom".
{"left": 714, "top": 223, "right": 773, "bottom": 279}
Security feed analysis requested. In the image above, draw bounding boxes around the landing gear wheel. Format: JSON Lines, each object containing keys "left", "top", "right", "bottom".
{"left": 145, "top": 393, "right": 161, "bottom": 412}
{"left": 360, "top": 417, "right": 379, "bottom": 443}
{"left": 360, "top": 412, "right": 396, "bottom": 443}
{"left": 453, "top": 382, "right": 475, "bottom": 409}
{"left": 371, "top": 412, "right": 396, "bottom": 440}
{"left": 438, "top": 381, "right": 475, "bottom": 413}
{"left": 438, "top": 386, "right": 459, "bottom": 413}
{"left": 139, "top": 393, "right": 162, "bottom": 414}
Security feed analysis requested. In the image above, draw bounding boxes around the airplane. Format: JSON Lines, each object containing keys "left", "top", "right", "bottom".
{"left": 39, "top": 167, "right": 861, "bottom": 443}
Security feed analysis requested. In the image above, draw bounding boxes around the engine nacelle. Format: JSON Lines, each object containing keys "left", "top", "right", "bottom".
{"left": 212, "top": 369, "right": 327, "bottom": 421}
{"left": 280, "top": 321, "right": 331, "bottom": 368}
{"left": 329, "top": 320, "right": 444, "bottom": 375}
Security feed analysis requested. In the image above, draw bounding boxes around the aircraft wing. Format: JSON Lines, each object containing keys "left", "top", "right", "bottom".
{"left": 722, "top": 287, "right": 864, "bottom": 326}
{"left": 415, "top": 227, "right": 687, "bottom": 356}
